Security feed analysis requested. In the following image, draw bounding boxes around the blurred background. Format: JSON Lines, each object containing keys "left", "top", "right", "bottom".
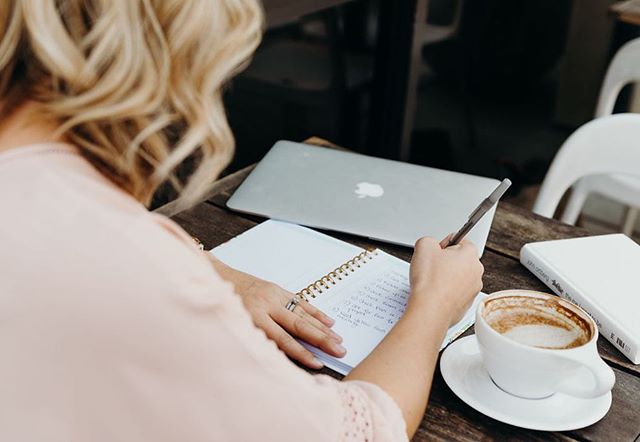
{"left": 220, "top": 0, "right": 640, "bottom": 241}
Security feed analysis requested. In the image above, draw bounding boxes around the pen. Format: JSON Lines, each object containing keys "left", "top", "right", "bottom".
{"left": 445, "top": 178, "right": 512, "bottom": 248}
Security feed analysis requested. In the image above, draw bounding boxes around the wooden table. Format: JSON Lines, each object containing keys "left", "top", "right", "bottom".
{"left": 163, "top": 139, "right": 640, "bottom": 441}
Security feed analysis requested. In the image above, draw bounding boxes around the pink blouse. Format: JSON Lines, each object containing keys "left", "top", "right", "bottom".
{"left": 0, "top": 143, "right": 407, "bottom": 442}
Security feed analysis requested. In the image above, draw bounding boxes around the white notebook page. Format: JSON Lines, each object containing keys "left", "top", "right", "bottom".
{"left": 305, "top": 251, "right": 484, "bottom": 374}
{"left": 305, "top": 251, "right": 411, "bottom": 372}
{"left": 212, "top": 220, "right": 362, "bottom": 292}
{"left": 212, "top": 220, "right": 485, "bottom": 375}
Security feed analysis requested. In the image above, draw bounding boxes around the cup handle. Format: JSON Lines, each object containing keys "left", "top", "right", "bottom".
{"left": 555, "top": 351, "right": 615, "bottom": 398}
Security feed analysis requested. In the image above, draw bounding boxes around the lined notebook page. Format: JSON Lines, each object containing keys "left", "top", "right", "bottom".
{"left": 305, "top": 251, "right": 484, "bottom": 374}
{"left": 304, "top": 251, "right": 411, "bottom": 372}
{"left": 211, "top": 220, "right": 485, "bottom": 375}
{"left": 212, "top": 220, "right": 362, "bottom": 292}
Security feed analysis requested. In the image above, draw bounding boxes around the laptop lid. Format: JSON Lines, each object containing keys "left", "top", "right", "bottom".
{"left": 227, "top": 141, "right": 500, "bottom": 254}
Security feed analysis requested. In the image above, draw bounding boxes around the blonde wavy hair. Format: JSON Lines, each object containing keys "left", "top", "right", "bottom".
{"left": 0, "top": 0, "right": 262, "bottom": 208}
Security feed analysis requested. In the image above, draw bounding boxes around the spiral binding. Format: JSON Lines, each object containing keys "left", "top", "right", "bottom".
{"left": 295, "top": 248, "right": 379, "bottom": 301}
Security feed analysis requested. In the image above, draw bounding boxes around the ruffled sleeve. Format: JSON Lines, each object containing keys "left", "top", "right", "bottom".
{"left": 337, "top": 381, "right": 408, "bottom": 442}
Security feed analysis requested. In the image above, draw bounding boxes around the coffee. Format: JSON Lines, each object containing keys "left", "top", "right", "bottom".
{"left": 482, "top": 295, "right": 592, "bottom": 349}
{"left": 475, "top": 290, "right": 614, "bottom": 400}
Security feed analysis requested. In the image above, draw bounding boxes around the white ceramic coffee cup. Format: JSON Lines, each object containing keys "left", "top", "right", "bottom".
{"left": 475, "top": 290, "right": 615, "bottom": 399}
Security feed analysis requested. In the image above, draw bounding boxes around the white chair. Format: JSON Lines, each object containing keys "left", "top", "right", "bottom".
{"left": 561, "top": 38, "right": 640, "bottom": 234}
{"left": 533, "top": 114, "right": 640, "bottom": 221}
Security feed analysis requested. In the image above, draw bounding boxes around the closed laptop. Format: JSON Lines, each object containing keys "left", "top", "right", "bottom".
{"left": 227, "top": 141, "right": 500, "bottom": 254}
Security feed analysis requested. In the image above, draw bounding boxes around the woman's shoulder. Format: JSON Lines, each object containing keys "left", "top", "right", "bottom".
{"left": 0, "top": 142, "right": 227, "bottom": 302}
{"left": 0, "top": 142, "right": 144, "bottom": 215}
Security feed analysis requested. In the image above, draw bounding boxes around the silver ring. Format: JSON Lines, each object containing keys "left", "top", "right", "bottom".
{"left": 285, "top": 296, "right": 300, "bottom": 312}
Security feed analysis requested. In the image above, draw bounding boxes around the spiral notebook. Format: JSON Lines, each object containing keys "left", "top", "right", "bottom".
{"left": 212, "top": 220, "right": 485, "bottom": 375}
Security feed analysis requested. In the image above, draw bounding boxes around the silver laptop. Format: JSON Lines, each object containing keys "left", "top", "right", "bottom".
{"left": 227, "top": 141, "right": 500, "bottom": 254}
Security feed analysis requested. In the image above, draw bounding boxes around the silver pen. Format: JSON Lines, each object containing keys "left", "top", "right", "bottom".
{"left": 445, "top": 179, "right": 512, "bottom": 247}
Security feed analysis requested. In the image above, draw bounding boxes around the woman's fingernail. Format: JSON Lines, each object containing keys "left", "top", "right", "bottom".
{"left": 331, "top": 342, "right": 346, "bottom": 356}
{"left": 330, "top": 330, "right": 343, "bottom": 342}
{"left": 313, "top": 357, "right": 324, "bottom": 368}
{"left": 324, "top": 316, "right": 335, "bottom": 326}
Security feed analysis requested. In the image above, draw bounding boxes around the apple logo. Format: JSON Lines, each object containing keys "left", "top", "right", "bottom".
{"left": 354, "top": 182, "right": 384, "bottom": 199}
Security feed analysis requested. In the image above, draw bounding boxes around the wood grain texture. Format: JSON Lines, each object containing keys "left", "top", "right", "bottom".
{"left": 487, "top": 202, "right": 592, "bottom": 261}
{"left": 419, "top": 363, "right": 640, "bottom": 442}
{"left": 168, "top": 138, "right": 640, "bottom": 440}
{"left": 196, "top": 153, "right": 640, "bottom": 374}
{"left": 174, "top": 201, "right": 639, "bottom": 375}
{"left": 171, "top": 202, "right": 640, "bottom": 442}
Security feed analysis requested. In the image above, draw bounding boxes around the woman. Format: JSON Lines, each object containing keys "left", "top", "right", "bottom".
{"left": 0, "top": 1, "right": 483, "bottom": 441}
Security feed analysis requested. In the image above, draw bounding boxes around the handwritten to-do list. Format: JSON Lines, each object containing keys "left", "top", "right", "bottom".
{"left": 213, "top": 220, "right": 484, "bottom": 375}
{"left": 331, "top": 267, "right": 410, "bottom": 334}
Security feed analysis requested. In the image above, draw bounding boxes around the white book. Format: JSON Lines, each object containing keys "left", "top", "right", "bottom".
{"left": 212, "top": 220, "right": 485, "bottom": 375}
{"left": 520, "top": 234, "right": 640, "bottom": 364}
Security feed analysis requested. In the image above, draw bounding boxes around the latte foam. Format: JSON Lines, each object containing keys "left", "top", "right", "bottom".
{"left": 501, "top": 323, "right": 585, "bottom": 349}
{"left": 482, "top": 295, "right": 591, "bottom": 349}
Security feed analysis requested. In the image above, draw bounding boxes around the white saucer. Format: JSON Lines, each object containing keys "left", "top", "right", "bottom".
{"left": 440, "top": 335, "right": 612, "bottom": 431}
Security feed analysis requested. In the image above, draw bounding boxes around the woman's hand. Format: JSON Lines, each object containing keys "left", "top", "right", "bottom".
{"left": 409, "top": 236, "right": 484, "bottom": 325}
{"left": 347, "top": 236, "right": 484, "bottom": 438}
{"left": 208, "top": 256, "right": 345, "bottom": 369}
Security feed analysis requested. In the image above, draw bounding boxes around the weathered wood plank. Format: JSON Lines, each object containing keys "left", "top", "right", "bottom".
{"left": 320, "top": 227, "right": 639, "bottom": 376}
{"left": 174, "top": 204, "right": 640, "bottom": 428}
{"left": 419, "top": 361, "right": 640, "bottom": 442}
{"left": 173, "top": 201, "right": 639, "bottom": 376}
{"left": 197, "top": 158, "right": 640, "bottom": 375}
{"left": 569, "top": 366, "right": 640, "bottom": 442}
{"left": 169, "top": 137, "right": 640, "bottom": 440}
{"left": 487, "top": 202, "right": 592, "bottom": 261}
{"left": 188, "top": 164, "right": 640, "bottom": 375}
{"left": 171, "top": 202, "right": 640, "bottom": 441}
